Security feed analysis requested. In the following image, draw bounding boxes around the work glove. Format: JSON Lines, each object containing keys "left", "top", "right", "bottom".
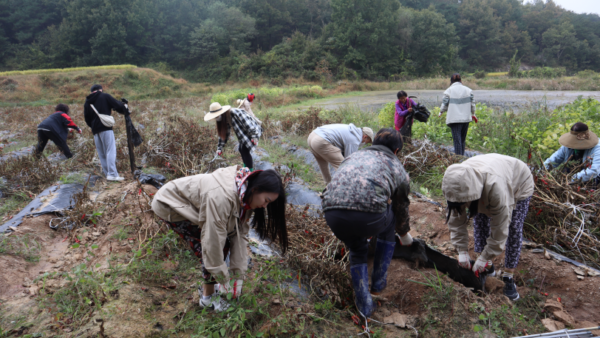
{"left": 251, "top": 139, "right": 258, "bottom": 146}
{"left": 472, "top": 256, "right": 490, "bottom": 277}
{"left": 219, "top": 279, "right": 243, "bottom": 299}
{"left": 398, "top": 232, "right": 413, "bottom": 246}
{"left": 216, "top": 150, "right": 222, "bottom": 156}
{"left": 77, "top": 128, "right": 82, "bottom": 134}
{"left": 458, "top": 251, "right": 472, "bottom": 269}
{"left": 472, "top": 115, "right": 478, "bottom": 123}
{"left": 438, "top": 112, "right": 443, "bottom": 117}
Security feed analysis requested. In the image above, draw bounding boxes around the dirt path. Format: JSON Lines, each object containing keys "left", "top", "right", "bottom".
{"left": 300, "top": 89, "right": 600, "bottom": 112}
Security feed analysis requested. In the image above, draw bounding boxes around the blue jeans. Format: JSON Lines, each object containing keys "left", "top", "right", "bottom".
{"left": 94, "top": 130, "right": 119, "bottom": 177}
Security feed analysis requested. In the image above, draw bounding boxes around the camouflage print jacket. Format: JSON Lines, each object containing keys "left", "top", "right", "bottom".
{"left": 322, "top": 145, "right": 411, "bottom": 235}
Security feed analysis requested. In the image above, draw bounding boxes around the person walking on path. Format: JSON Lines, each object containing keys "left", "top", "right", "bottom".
{"left": 438, "top": 73, "right": 476, "bottom": 156}
{"left": 83, "top": 84, "right": 127, "bottom": 181}
{"left": 322, "top": 128, "right": 413, "bottom": 318}
{"left": 307, "top": 123, "right": 374, "bottom": 184}
{"left": 544, "top": 122, "right": 600, "bottom": 184}
{"left": 35, "top": 104, "right": 82, "bottom": 159}
{"left": 151, "top": 166, "right": 288, "bottom": 312}
{"left": 442, "top": 153, "right": 534, "bottom": 301}
{"left": 394, "top": 91, "right": 416, "bottom": 142}
{"left": 205, "top": 102, "right": 261, "bottom": 170}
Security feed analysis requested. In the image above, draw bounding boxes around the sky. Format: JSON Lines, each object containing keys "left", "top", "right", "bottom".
{"left": 530, "top": 0, "right": 600, "bottom": 15}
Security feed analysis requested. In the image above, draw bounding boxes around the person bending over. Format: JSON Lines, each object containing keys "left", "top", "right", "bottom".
{"left": 35, "top": 103, "right": 82, "bottom": 159}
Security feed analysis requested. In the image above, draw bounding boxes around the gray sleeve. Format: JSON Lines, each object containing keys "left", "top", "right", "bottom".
{"left": 440, "top": 94, "right": 450, "bottom": 113}
{"left": 470, "top": 93, "right": 476, "bottom": 114}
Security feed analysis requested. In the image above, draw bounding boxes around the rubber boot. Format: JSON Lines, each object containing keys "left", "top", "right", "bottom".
{"left": 350, "top": 264, "right": 375, "bottom": 317}
{"left": 371, "top": 239, "right": 396, "bottom": 294}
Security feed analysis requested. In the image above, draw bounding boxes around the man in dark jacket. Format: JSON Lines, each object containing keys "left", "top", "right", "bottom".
{"left": 322, "top": 128, "right": 412, "bottom": 318}
{"left": 35, "top": 104, "right": 82, "bottom": 159}
{"left": 83, "top": 84, "right": 127, "bottom": 181}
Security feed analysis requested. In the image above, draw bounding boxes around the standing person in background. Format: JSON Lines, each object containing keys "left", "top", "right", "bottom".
{"left": 442, "top": 154, "right": 534, "bottom": 301}
{"left": 394, "top": 91, "right": 416, "bottom": 142}
{"left": 544, "top": 122, "right": 600, "bottom": 184}
{"left": 205, "top": 102, "right": 261, "bottom": 170}
{"left": 438, "top": 74, "right": 476, "bottom": 156}
{"left": 307, "top": 124, "right": 374, "bottom": 185}
{"left": 322, "top": 128, "right": 412, "bottom": 318}
{"left": 35, "top": 104, "right": 82, "bottom": 159}
{"left": 83, "top": 84, "right": 128, "bottom": 181}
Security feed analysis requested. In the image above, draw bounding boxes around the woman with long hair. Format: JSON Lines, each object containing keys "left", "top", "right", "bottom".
{"left": 151, "top": 166, "right": 288, "bottom": 311}
{"left": 205, "top": 102, "right": 262, "bottom": 170}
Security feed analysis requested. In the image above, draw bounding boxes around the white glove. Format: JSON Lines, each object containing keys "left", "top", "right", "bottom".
{"left": 472, "top": 256, "right": 489, "bottom": 276}
{"left": 218, "top": 279, "right": 243, "bottom": 298}
{"left": 458, "top": 251, "right": 472, "bottom": 269}
{"left": 251, "top": 139, "right": 258, "bottom": 146}
{"left": 438, "top": 112, "right": 442, "bottom": 117}
{"left": 398, "top": 233, "right": 413, "bottom": 246}
{"left": 216, "top": 150, "right": 222, "bottom": 156}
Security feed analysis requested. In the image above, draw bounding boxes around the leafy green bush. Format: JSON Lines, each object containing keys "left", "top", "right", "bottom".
{"left": 473, "top": 70, "right": 486, "bottom": 79}
{"left": 378, "top": 102, "right": 395, "bottom": 128}
{"left": 576, "top": 70, "right": 598, "bottom": 79}
{"left": 517, "top": 67, "right": 566, "bottom": 79}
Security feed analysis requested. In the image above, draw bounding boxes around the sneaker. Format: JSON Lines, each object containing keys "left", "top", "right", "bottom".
{"left": 107, "top": 176, "right": 125, "bottom": 181}
{"left": 199, "top": 292, "right": 230, "bottom": 312}
{"left": 502, "top": 276, "right": 520, "bottom": 301}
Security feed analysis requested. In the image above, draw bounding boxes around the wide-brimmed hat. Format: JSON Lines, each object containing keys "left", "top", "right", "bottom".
{"left": 559, "top": 125, "right": 599, "bottom": 150}
{"left": 362, "top": 127, "right": 374, "bottom": 141}
{"left": 204, "top": 102, "right": 231, "bottom": 121}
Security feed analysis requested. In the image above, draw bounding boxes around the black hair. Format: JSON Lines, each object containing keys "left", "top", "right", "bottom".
{"left": 216, "top": 110, "right": 232, "bottom": 142}
{"left": 397, "top": 90, "right": 408, "bottom": 99}
{"left": 571, "top": 122, "right": 589, "bottom": 132}
{"left": 445, "top": 200, "right": 479, "bottom": 224}
{"left": 55, "top": 103, "right": 69, "bottom": 114}
{"left": 243, "top": 169, "right": 288, "bottom": 253}
{"left": 450, "top": 73, "right": 462, "bottom": 84}
{"left": 373, "top": 128, "right": 403, "bottom": 153}
{"left": 90, "top": 84, "right": 103, "bottom": 92}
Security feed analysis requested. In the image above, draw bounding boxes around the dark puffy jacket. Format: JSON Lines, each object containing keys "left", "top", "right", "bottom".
{"left": 83, "top": 91, "right": 126, "bottom": 135}
{"left": 37, "top": 111, "right": 81, "bottom": 141}
{"left": 322, "top": 145, "right": 411, "bottom": 235}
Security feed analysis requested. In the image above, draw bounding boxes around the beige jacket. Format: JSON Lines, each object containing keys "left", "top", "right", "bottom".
{"left": 442, "top": 154, "right": 534, "bottom": 261}
{"left": 151, "top": 166, "right": 249, "bottom": 281}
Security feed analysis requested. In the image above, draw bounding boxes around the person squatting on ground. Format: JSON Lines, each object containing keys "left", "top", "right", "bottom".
{"left": 544, "top": 122, "right": 600, "bottom": 184}
{"left": 394, "top": 91, "right": 416, "bottom": 141}
{"left": 322, "top": 128, "right": 412, "bottom": 318}
{"left": 307, "top": 123, "right": 374, "bottom": 185}
{"left": 151, "top": 166, "right": 288, "bottom": 312}
{"left": 35, "top": 104, "right": 82, "bottom": 159}
{"left": 205, "top": 102, "right": 261, "bottom": 170}
{"left": 83, "top": 84, "right": 128, "bottom": 181}
{"left": 438, "top": 73, "right": 477, "bottom": 156}
{"left": 442, "top": 153, "right": 534, "bottom": 301}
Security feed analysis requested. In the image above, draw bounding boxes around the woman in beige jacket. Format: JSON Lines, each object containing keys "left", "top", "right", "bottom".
{"left": 151, "top": 166, "right": 288, "bottom": 312}
{"left": 442, "top": 154, "right": 533, "bottom": 301}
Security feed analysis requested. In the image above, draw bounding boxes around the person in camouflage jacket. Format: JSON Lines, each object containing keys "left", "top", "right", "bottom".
{"left": 322, "top": 128, "right": 412, "bottom": 318}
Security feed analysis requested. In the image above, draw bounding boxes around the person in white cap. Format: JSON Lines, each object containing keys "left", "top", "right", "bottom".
{"left": 205, "top": 102, "right": 262, "bottom": 170}
{"left": 307, "top": 123, "right": 374, "bottom": 184}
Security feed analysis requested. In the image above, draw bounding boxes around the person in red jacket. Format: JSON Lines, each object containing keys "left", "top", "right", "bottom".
{"left": 35, "top": 103, "right": 82, "bottom": 159}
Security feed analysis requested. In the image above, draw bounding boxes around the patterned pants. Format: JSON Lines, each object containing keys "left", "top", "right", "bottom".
{"left": 448, "top": 122, "right": 469, "bottom": 156}
{"left": 473, "top": 196, "right": 531, "bottom": 269}
{"left": 164, "top": 220, "right": 230, "bottom": 284}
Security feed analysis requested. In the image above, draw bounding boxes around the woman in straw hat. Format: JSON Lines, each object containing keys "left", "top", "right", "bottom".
{"left": 544, "top": 122, "right": 600, "bottom": 183}
{"left": 151, "top": 166, "right": 288, "bottom": 312}
{"left": 205, "top": 102, "right": 262, "bottom": 170}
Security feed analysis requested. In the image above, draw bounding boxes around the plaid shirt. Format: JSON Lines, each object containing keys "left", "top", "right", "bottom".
{"left": 217, "top": 108, "right": 261, "bottom": 152}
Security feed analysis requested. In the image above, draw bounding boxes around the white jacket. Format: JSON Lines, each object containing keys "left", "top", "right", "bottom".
{"left": 440, "top": 82, "right": 476, "bottom": 125}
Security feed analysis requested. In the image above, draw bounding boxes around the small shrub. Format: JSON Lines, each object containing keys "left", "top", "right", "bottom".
{"left": 473, "top": 70, "right": 486, "bottom": 79}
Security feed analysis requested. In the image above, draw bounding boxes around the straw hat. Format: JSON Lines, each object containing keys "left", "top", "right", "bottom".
{"left": 559, "top": 123, "right": 599, "bottom": 150}
{"left": 362, "top": 127, "right": 374, "bottom": 141}
{"left": 204, "top": 102, "right": 231, "bottom": 121}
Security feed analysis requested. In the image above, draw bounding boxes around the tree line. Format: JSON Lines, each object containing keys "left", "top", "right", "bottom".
{"left": 0, "top": 0, "right": 599, "bottom": 81}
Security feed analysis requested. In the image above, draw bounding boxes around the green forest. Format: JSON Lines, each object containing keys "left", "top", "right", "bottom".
{"left": 1, "top": 0, "right": 599, "bottom": 81}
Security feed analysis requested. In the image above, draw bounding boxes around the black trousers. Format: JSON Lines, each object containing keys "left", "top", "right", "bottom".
{"left": 448, "top": 122, "right": 470, "bottom": 156}
{"left": 35, "top": 130, "right": 72, "bottom": 158}
{"left": 239, "top": 142, "right": 253, "bottom": 168}
{"left": 325, "top": 204, "right": 396, "bottom": 265}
